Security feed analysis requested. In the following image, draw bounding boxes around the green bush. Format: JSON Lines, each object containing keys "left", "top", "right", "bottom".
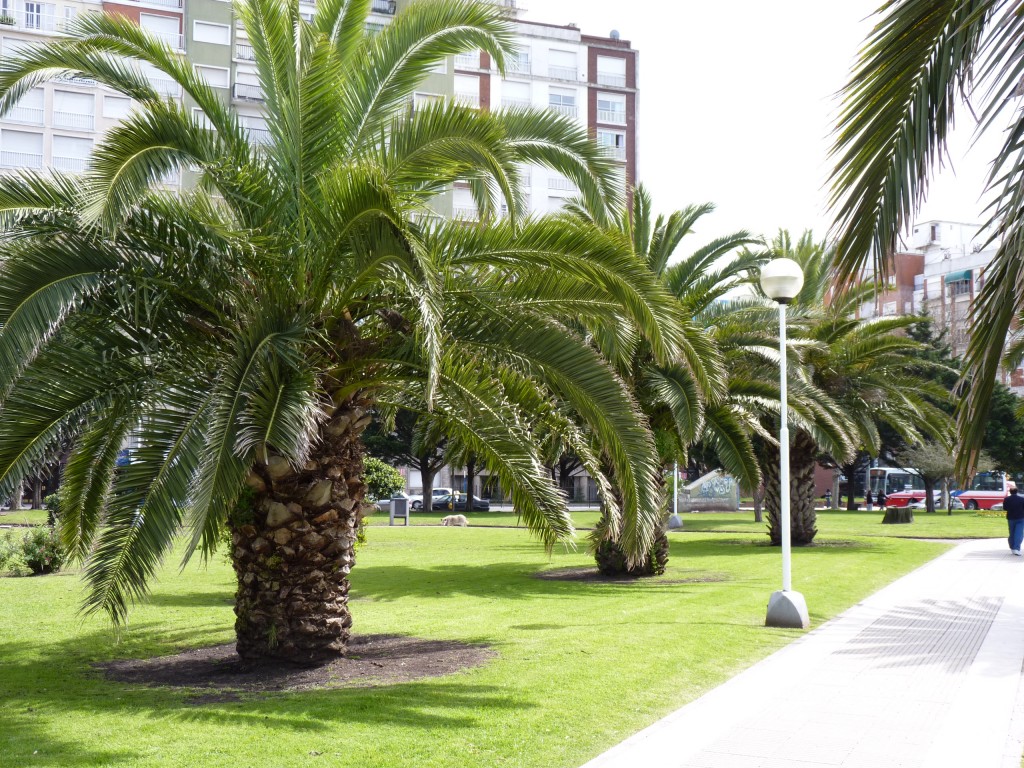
{"left": 16, "top": 526, "right": 66, "bottom": 575}
{"left": 363, "top": 456, "right": 404, "bottom": 501}
{"left": 0, "top": 532, "right": 30, "bottom": 576}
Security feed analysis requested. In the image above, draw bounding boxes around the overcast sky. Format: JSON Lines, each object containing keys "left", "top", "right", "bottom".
{"left": 522, "top": 1, "right": 1003, "bottom": 245}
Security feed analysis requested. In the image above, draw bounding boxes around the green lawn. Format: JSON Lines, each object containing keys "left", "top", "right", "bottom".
{"left": 0, "top": 508, "right": 49, "bottom": 526}
{"left": 1, "top": 524, "right": 953, "bottom": 768}
{"left": 370, "top": 506, "right": 1006, "bottom": 539}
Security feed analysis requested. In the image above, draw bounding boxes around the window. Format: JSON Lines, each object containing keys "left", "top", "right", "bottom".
{"left": 1, "top": 38, "right": 38, "bottom": 58}
{"left": 192, "top": 20, "right": 230, "bottom": 45}
{"left": 52, "top": 90, "right": 94, "bottom": 131}
{"left": 596, "top": 92, "right": 626, "bottom": 124}
{"left": 8, "top": 88, "right": 44, "bottom": 126}
{"left": 23, "top": 2, "right": 55, "bottom": 32}
{"left": 103, "top": 96, "right": 132, "bottom": 119}
{"left": 950, "top": 279, "right": 971, "bottom": 297}
{"left": 596, "top": 129, "right": 626, "bottom": 160}
{"left": 0, "top": 129, "right": 43, "bottom": 169}
{"left": 596, "top": 55, "right": 626, "bottom": 87}
{"left": 548, "top": 49, "right": 576, "bottom": 81}
{"left": 548, "top": 87, "right": 576, "bottom": 118}
{"left": 195, "top": 64, "right": 229, "bottom": 89}
{"left": 454, "top": 74, "right": 479, "bottom": 108}
{"left": 243, "top": 115, "right": 271, "bottom": 145}
{"left": 507, "top": 48, "right": 530, "bottom": 74}
{"left": 191, "top": 107, "right": 214, "bottom": 129}
{"left": 546, "top": 195, "right": 566, "bottom": 212}
{"left": 882, "top": 301, "right": 897, "bottom": 316}
{"left": 501, "top": 80, "right": 530, "bottom": 109}
{"left": 141, "top": 13, "right": 182, "bottom": 49}
{"left": 51, "top": 135, "right": 91, "bottom": 173}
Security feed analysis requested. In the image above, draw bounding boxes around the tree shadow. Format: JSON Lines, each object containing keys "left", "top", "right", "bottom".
{"left": 0, "top": 620, "right": 526, "bottom": 766}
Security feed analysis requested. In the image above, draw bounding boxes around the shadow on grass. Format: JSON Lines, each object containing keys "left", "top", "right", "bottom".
{"left": 0, "top": 620, "right": 524, "bottom": 766}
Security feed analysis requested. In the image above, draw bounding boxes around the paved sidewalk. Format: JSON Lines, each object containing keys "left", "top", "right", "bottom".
{"left": 582, "top": 538, "right": 1024, "bottom": 768}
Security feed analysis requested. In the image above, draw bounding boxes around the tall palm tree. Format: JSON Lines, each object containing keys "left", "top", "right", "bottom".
{"left": 828, "top": 0, "right": 1022, "bottom": 478}
{"left": 758, "top": 231, "right": 950, "bottom": 544}
{"left": 0, "top": 0, "right": 682, "bottom": 662}
{"left": 569, "top": 186, "right": 767, "bottom": 574}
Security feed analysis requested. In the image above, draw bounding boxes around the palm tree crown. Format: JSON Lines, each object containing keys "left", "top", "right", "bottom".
{"left": 828, "top": 0, "right": 1023, "bottom": 478}
{"left": 0, "top": 0, "right": 680, "bottom": 660}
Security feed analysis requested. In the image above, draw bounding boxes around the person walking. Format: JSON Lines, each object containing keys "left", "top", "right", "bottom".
{"left": 1003, "top": 486, "right": 1024, "bottom": 555}
{"left": 865, "top": 490, "right": 874, "bottom": 512}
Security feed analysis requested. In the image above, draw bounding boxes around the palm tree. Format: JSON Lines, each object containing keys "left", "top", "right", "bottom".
{"left": 828, "top": 0, "right": 1023, "bottom": 479}
{"left": 0, "top": 0, "right": 682, "bottom": 662}
{"left": 568, "top": 186, "right": 767, "bottom": 574}
{"left": 757, "top": 231, "right": 951, "bottom": 544}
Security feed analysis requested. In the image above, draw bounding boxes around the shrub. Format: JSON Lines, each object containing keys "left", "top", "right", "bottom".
{"left": 363, "top": 457, "right": 404, "bottom": 501}
{"left": 44, "top": 491, "right": 61, "bottom": 526}
{"left": 18, "top": 526, "right": 66, "bottom": 575}
{"left": 0, "top": 532, "right": 30, "bottom": 576}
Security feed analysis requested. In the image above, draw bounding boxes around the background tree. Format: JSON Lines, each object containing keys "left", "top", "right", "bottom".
{"left": 363, "top": 410, "right": 447, "bottom": 510}
{"left": 756, "top": 231, "right": 950, "bottom": 545}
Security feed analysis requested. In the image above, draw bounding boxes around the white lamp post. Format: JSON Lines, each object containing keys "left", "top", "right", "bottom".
{"left": 761, "top": 258, "right": 810, "bottom": 630}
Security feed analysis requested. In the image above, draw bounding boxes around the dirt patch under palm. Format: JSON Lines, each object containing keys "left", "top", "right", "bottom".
{"left": 99, "top": 634, "right": 495, "bottom": 700}
{"left": 534, "top": 566, "right": 729, "bottom": 584}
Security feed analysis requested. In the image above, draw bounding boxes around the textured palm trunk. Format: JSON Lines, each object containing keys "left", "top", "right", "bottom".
{"left": 229, "top": 400, "right": 373, "bottom": 664}
{"left": 764, "top": 431, "right": 818, "bottom": 546}
{"left": 593, "top": 480, "right": 669, "bottom": 577}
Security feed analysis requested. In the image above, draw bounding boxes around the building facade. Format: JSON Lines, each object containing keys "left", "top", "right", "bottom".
{"left": 861, "top": 219, "right": 1024, "bottom": 393}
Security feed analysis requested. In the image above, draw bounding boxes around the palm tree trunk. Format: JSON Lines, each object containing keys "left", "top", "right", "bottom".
{"left": 229, "top": 400, "right": 372, "bottom": 664}
{"left": 764, "top": 431, "right": 818, "bottom": 545}
{"left": 418, "top": 456, "right": 434, "bottom": 512}
{"left": 752, "top": 483, "right": 765, "bottom": 523}
{"left": 790, "top": 431, "right": 818, "bottom": 545}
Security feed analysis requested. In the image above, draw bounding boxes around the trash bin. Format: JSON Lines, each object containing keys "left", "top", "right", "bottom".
{"left": 390, "top": 494, "right": 409, "bottom": 526}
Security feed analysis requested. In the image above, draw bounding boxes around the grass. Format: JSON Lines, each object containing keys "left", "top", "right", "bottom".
{"left": 368, "top": 506, "right": 1007, "bottom": 540}
{"left": 0, "top": 508, "right": 49, "bottom": 526}
{"left": 1, "top": 522, "right": 953, "bottom": 768}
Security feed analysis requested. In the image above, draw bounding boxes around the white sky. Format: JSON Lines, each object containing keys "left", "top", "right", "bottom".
{"left": 522, "top": 0, "right": 1003, "bottom": 244}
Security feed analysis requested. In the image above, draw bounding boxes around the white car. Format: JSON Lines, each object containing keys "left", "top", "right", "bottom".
{"left": 908, "top": 497, "right": 964, "bottom": 511}
{"left": 406, "top": 487, "right": 454, "bottom": 511}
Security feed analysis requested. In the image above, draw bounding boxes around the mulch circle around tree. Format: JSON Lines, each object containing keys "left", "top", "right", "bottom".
{"left": 98, "top": 634, "right": 495, "bottom": 701}
{"left": 533, "top": 566, "right": 729, "bottom": 584}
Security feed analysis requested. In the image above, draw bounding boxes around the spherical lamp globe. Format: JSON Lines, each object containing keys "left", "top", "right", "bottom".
{"left": 760, "top": 258, "right": 805, "bottom": 304}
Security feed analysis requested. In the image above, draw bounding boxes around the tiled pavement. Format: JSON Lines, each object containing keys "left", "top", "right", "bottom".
{"left": 581, "top": 538, "right": 1024, "bottom": 768}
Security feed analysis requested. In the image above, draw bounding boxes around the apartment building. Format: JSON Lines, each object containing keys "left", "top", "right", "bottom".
{"left": 452, "top": 11, "right": 639, "bottom": 217}
{"left": 861, "top": 219, "right": 1024, "bottom": 393}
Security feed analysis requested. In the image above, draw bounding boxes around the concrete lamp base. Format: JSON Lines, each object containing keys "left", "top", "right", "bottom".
{"left": 765, "top": 590, "right": 810, "bottom": 629}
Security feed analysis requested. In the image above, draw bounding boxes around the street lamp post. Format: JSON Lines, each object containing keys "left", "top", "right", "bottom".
{"left": 761, "top": 258, "right": 810, "bottom": 630}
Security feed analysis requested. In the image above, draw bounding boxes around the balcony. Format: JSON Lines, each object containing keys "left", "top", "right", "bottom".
{"left": 454, "top": 52, "right": 479, "bottom": 69}
{"left": 547, "top": 65, "right": 577, "bottom": 82}
{"left": 51, "top": 156, "right": 87, "bottom": 173}
{"left": 53, "top": 111, "right": 94, "bottom": 131}
{"left": 121, "top": 0, "right": 182, "bottom": 7}
{"left": 596, "top": 72, "right": 626, "bottom": 88}
{"left": 506, "top": 56, "right": 531, "bottom": 75}
{"left": 597, "top": 109, "right": 626, "bottom": 125}
{"left": 6, "top": 105, "right": 44, "bottom": 125}
{"left": 0, "top": 10, "right": 63, "bottom": 34}
{"left": 246, "top": 126, "right": 272, "bottom": 145}
{"left": 235, "top": 42, "right": 255, "bottom": 61}
{"left": 370, "top": 0, "right": 396, "bottom": 13}
{"left": 148, "top": 76, "right": 182, "bottom": 97}
{"left": 147, "top": 30, "right": 184, "bottom": 50}
{"left": 501, "top": 97, "right": 531, "bottom": 109}
{"left": 454, "top": 91, "right": 479, "bottom": 108}
{"left": 233, "top": 82, "right": 265, "bottom": 102}
{"left": 547, "top": 175, "right": 575, "bottom": 192}
{"left": 547, "top": 103, "right": 577, "bottom": 118}
{"left": 453, "top": 206, "right": 479, "bottom": 221}
{"left": 0, "top": 150, "right": 44, "bottom": 169}
{"left": 602, "top": 145, "right": 627, "bottom": 161}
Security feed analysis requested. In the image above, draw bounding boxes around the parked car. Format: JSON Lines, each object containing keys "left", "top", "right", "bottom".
{"left": 907, "top": 496, "right": 964, "bottom": 511}
{"left": 436, "top": 492, "right": 490, "bottom": 512}
{"left": 406, "top": 487, "right": 453, "bottom": 511}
